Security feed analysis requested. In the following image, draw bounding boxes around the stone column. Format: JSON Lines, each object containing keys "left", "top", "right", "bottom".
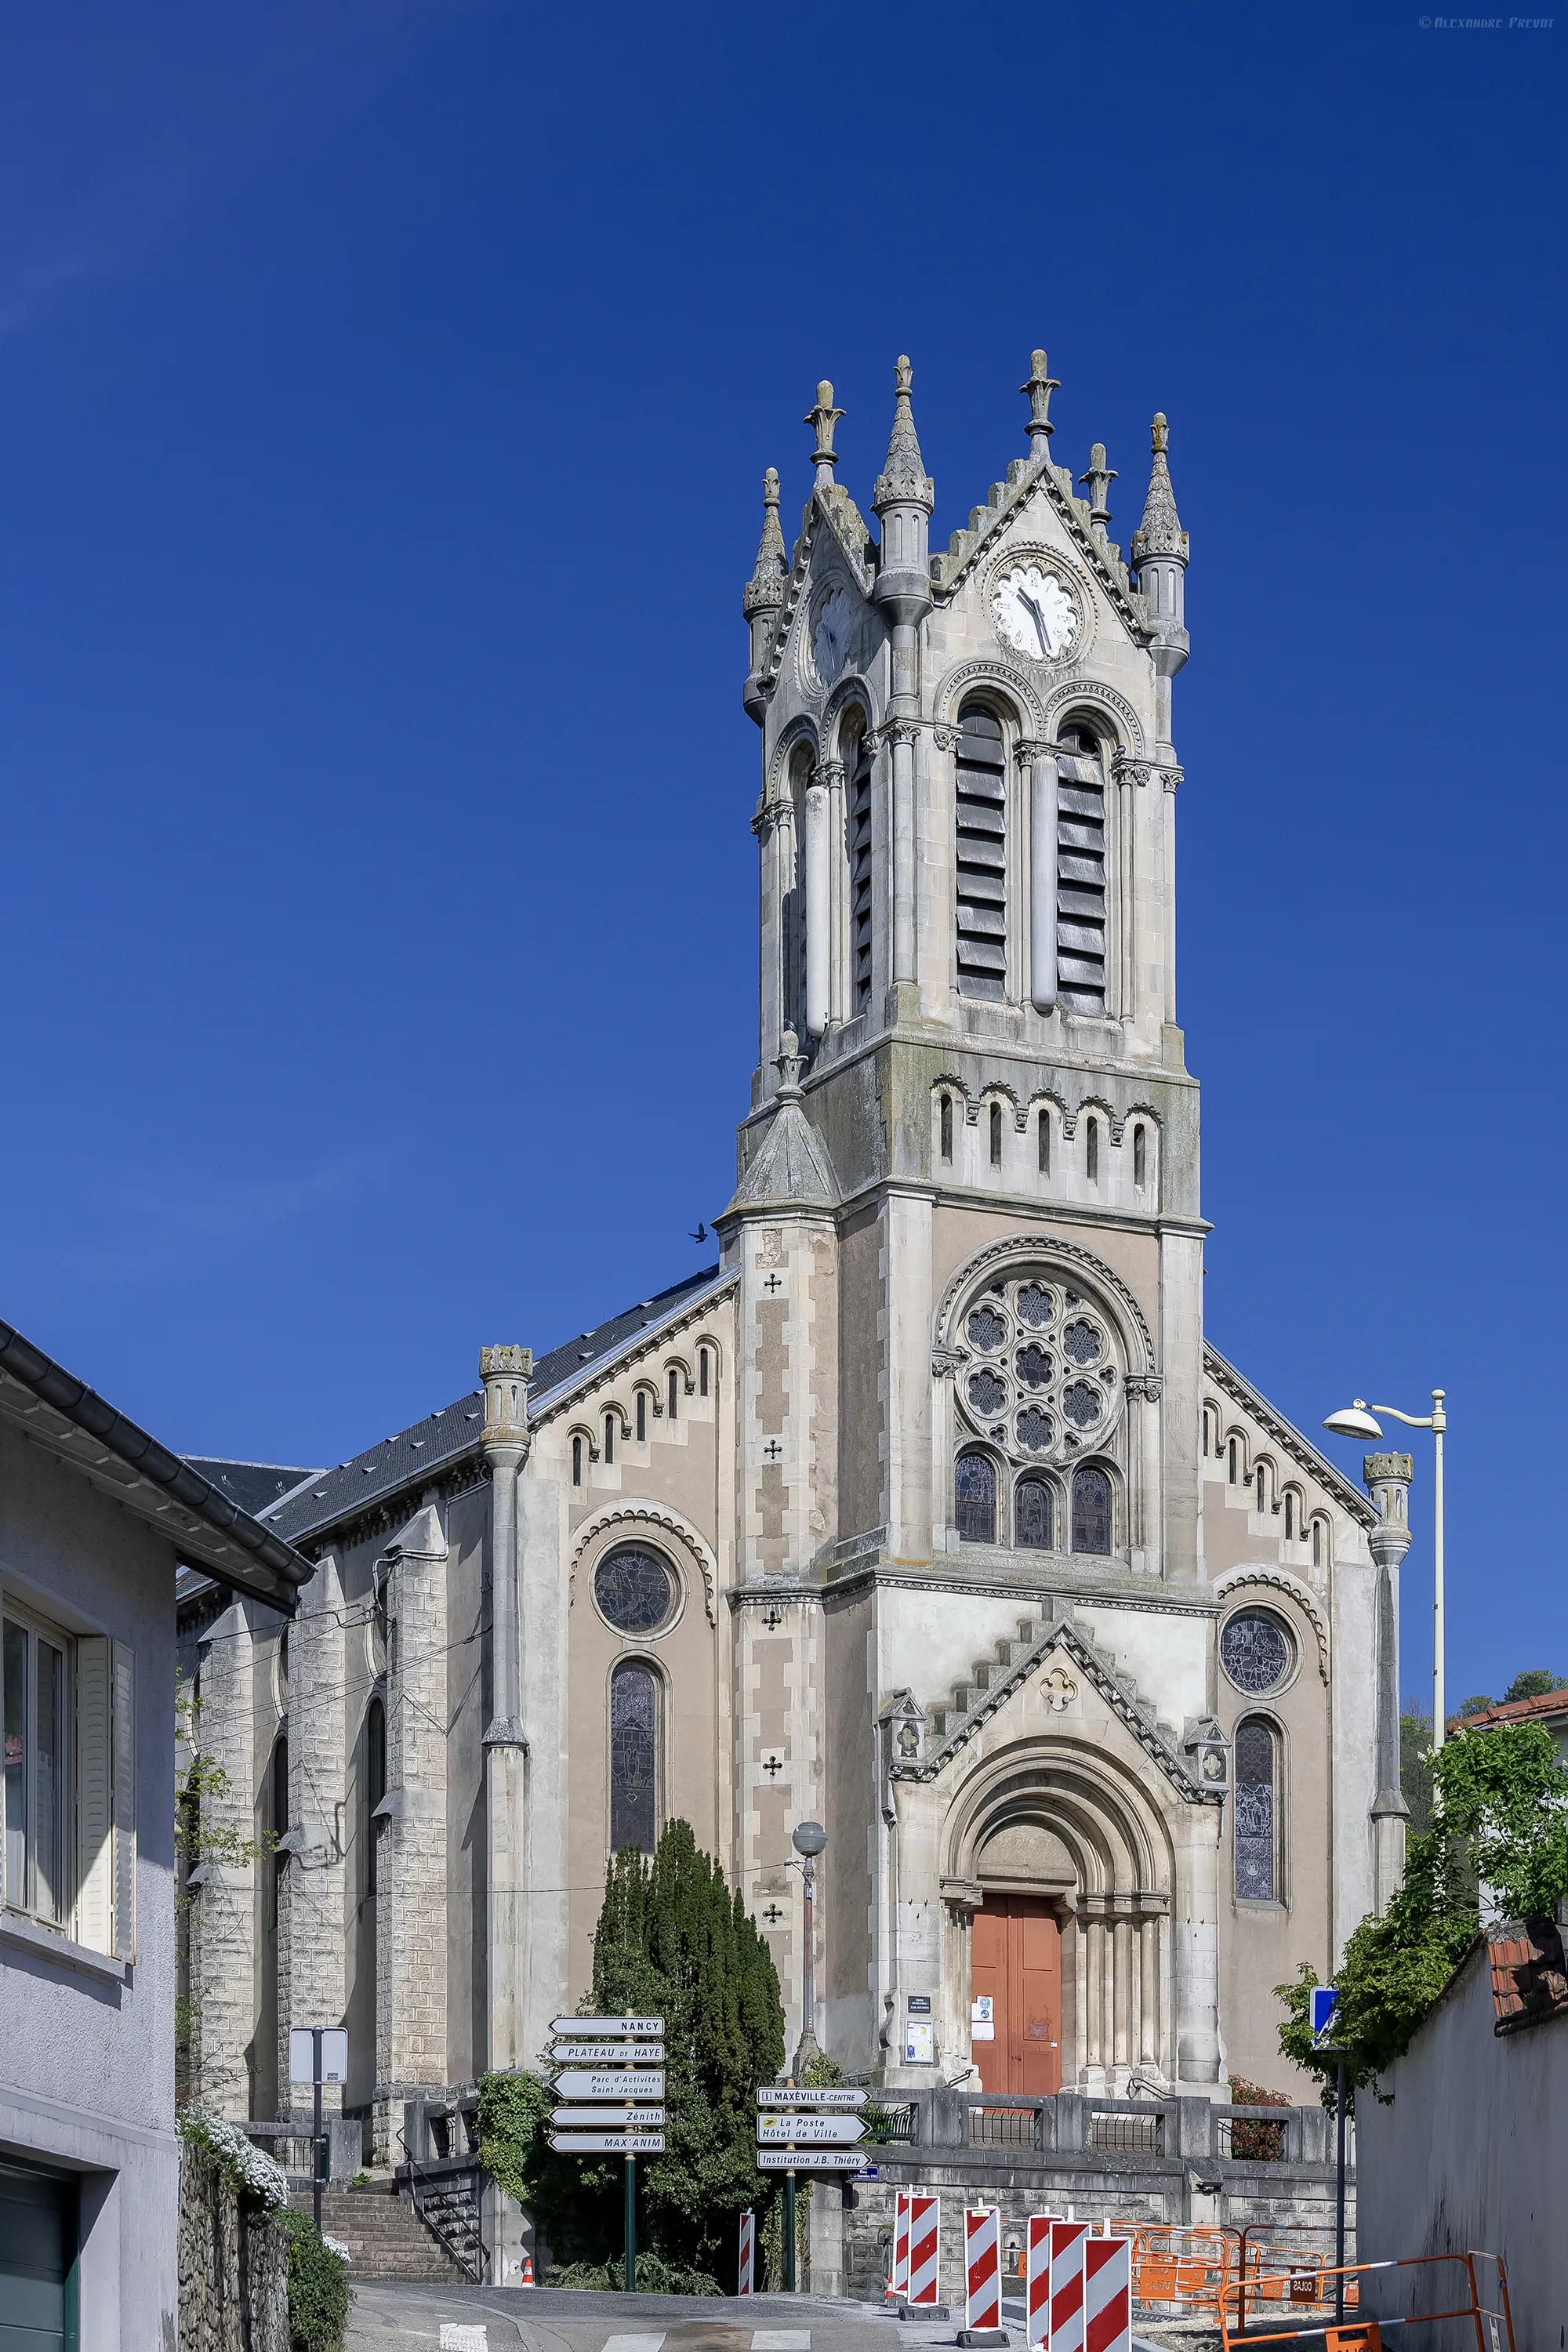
{"left": 190, "top": 1600, "right": 257, "bottom": 2118}
{"left": 1019, "top": 739, "right": 1058, "bottom": 1013}
{"left": 1126, "top": 1374, "right": 1163, "bottom": 1573}
{"left": 481, "top": 1345, "right": 532, "bottom": 2072}
{"left": 1365, "top": 1451, "right": 1413, "bottom": 1915}
{"left": 887, "top": 719, "right": 918, "bottom": 990}
{"left": 816, "top": 757, "right": 846, "bottom": 1027}
{"left": 1172, "top": 1804, "right": 1222, "bottom": 2085}
{"left": 804, "top": 770, "right": 830, "bottom": 1039}
{"left": 285, "top": 1552, "right": 347, "bottom": 2118}
{"left": 754, "top": 796, "right": 786, "bottom": 1083}
{"left": 379, "top": 1504, "right": 449, "bottom": 2154}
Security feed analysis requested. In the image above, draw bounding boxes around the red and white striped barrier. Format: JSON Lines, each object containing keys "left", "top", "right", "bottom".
{"left": 889, "top": 2189, "right": 911, "bottom": 2299}
{"left": 964, "top": 2206, "right": 1001, "bottom": 2331}
{"left": 1049, "top": 2219, "right": 1091, "bottom": 2352}
{"left": 907, "top": 2193, "right": 941, "bottom": 2306}
{"left": 1083, "top": 2236, "right": 1131, "bottom": 2352}
{"left": 738, "top": 2208, "right": 755, "bottom": 2297}
{"left": 1025, "top": 2215, "right": 1057, "bottom": 2346}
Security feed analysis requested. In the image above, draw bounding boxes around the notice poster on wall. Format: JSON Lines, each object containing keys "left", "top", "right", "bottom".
{"left": 971, "top": 1995, "right": 995, "bottom": 2042}
{"left": 904, "top": 2019, "right": 935, "bottom": 2063}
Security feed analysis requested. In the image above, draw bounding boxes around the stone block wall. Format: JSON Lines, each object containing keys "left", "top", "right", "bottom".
{"left": 177, "top": 2142, "right": 288, "bottom": 2352}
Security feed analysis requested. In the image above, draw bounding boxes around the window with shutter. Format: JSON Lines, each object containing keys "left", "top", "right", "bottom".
{"left": 1055, "top": 725, "right": 1107, "bottom": 1012}
{"left": 955, "top": 703, "right": 1007, "bottom": 1000}
{"left": 848, "top": 727, "right": 874, "bottom": 1011}
{"left": 76, "top": 1635, "right": 114, "bottom": 1953}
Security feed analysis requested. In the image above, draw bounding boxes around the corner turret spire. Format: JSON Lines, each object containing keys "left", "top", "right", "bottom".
{"left": 742, "top": 466, "right": 788, "bottom": 725}
{"left": 1130, "top": 412, "right": 1188, "bottom": 564}
{"left": 1130, "top": 413, "right": 1190, "bottom": 752}
{"left": 873, "top": 355, "right": 934, "bottom": 517}
{"left": 804, "top": 381, "right": 846, "bottom": 493}
{"left": 1019, "top": 349, "right": 1060, "bottom": 457}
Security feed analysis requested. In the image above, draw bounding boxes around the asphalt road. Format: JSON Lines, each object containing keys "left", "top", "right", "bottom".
{"left": 344, "top": 2285, "right": 1189, "bottom": 2352}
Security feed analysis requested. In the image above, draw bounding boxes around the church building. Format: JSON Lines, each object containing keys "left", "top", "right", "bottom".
{"left": 181, "top": 349, "right": 1406, "bottom": 2158}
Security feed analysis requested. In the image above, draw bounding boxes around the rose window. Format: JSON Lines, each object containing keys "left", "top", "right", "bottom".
{"left": 953, "top": 1277, "right": 1121, "bottom": 1464}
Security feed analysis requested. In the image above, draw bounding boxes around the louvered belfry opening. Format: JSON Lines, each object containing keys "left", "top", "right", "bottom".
{"left": 955, "top": 700, "right": 1007, "bottom": 999}
{"left": 847, "top": 718, "right": 874, "bottom": 1011}
{"left": 1055, "top": 723, "right": 1107, "bottom": 1013}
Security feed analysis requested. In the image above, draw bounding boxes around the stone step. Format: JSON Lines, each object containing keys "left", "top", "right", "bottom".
{"left": 289, "top": 2189, "right": 467, "bottom": 2280}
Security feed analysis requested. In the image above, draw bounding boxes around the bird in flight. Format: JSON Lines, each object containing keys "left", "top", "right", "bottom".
{"left": 690, "top": 1221, "right": 708, "bottom": 1243}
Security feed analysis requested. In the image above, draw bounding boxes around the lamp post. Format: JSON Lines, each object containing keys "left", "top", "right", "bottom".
{"left": 782, "top": 1819, "right": 826, "bottom": 2294}
{"left": 1323, "top": 1391, "right": 1447, "bottom": 1744}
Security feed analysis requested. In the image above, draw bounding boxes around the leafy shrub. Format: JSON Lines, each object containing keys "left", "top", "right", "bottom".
{"left": 275, "top": 2209, "right": 351, "bottom": 2352}
{"left": 1225, "top": 2074, "right": 1289, "bottom": 2159}
{"left": 548, "top": 2254, "right": 720, "bottom": 2294}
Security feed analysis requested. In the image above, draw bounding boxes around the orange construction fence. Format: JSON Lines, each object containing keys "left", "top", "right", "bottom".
{"left": 1218, "top": 2248, "right": 1515, "bottom": 2352}
{"left": 1114, "top": 2224, "right": 1243, "bottom": 2317}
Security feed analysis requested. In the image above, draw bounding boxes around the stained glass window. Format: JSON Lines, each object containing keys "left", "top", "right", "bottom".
{"left": 1016, "top": 1344, "right": 1052, "bottom": 1389}
{"left": 1017, "top": 1407, "right": 1052, "bottom": 1453}
{"left": 1072, "top": 1467, "right": 1113, "bottom": 1555}
{"left": 1016, "top": 1284, "right": 1053, "bottom": 1328}
{"left": 968, "top": 1306, "right": 1006, "bottom": 1352}
{"left": 968, "top": 1368, "right": 1006, "bottom": 1417}
{"left": 1063, "top": 1320, "right": 1102, "bottom": 1365}
{"left": 1015, "top": 1477, "right": 1054, "bottom": 1551}
{"left": 1233, "top": 1718, "right": 1276, "bottom": 1900}
{"left": 1221, "top": 1612, "right": 1291, "bottom": 1693}
{"left": 610, "top": 1661, "right": 659, "bottom": 1853}
{"left": 595, "top": 1545, "right": 675, "bottom": 1635}
{"left": 956, "top": 1451, "right": 996, "bottom": 1544}
{"left": 1063, "top": 1381, "right": 1102, "bottom": 1428}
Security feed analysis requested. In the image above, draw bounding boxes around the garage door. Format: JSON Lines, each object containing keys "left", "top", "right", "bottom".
{"left": 0, "top": 2164, "right": 75, "bottom": 2352}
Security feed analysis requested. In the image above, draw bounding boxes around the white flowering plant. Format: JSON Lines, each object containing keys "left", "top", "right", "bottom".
{"left": 178, "top": 2111, "right": 290, "bottom": 2210}
{"left": 322, "top": 2234, "right": 351, "bottom": 2263}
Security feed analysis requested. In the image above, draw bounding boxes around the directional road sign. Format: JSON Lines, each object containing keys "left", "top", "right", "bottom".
{"left": 548, "top": 2043, "right": 664, "bottom": 2065}
{"left": 550, "top": 2069, "right": 665, "bottom": 2099}
{"left": 1311, "top": 1986, "right": 1344, "bottom": 2048}
{"left": 550, "top": 2131, "right": 665, "bottom": 2154}
{"left": 758, "top": 2113, "right": 866, "bottom": 2145}
{"left": 757, "top": 2147, "right": 866, "bottom": 2172}
{"left": 551, "top": 2107, "right": 665, "bottom": 2130}
{"left": 550, "top": 2016, "right": 662, "bottom": 2036}
{"left": 757, "top": 2088, "right": 866, "bottom": 2109}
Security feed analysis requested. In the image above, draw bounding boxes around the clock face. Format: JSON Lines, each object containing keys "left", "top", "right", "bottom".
{"left": 992, "top": 564, "right": 1078, "bottom": 662}
{"left": 812, "top": 586, "right": 855, "bottom": 685}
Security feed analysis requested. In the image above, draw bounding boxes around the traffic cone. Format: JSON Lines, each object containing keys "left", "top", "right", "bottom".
{"left": 521, "top": 2254, "right": 535, "bottom": 2288}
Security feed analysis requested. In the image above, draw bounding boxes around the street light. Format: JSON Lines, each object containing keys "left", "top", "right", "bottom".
{"left": 1323, "top": 1390, "right": 1448, "bottom": 1744}
{"left": 791, "top": 1820, "right": 826, "bottom": 2071}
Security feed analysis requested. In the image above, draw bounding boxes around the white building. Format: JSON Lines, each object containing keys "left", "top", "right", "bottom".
{"left": 0, "top": 1317, "right": 311, "bottom": 2349}
{"left": 186, "top": 347, "right": 1403, "bottom": 2158}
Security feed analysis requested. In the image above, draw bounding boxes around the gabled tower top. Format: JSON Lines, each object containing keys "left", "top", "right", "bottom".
{"left": 1019, "top": 349, "right": 1061, "bottom": 456}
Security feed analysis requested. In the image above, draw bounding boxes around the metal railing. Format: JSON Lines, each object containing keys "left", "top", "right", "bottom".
{"left": 394, "top": 2129, "right": 483, "bottom": 2283}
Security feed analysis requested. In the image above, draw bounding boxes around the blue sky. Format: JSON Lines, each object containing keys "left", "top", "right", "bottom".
{"left": 1, "top": 1, "right": 1562, "bottom": 1710}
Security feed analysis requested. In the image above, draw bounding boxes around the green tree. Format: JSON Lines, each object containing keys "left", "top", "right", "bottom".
{"left": 1457, "top": 1693, "right": 1495, "bottom": 1719}
{"left": 477, "top": 1820, "right": 785, "bottom": 2283}
{"left": 1399, "top": 1704, "right": 1435, "bottom": 1836}
{"left": 1276, "top": 1719, "right": 1568, "bottom": 2103}
{"left": 1502, "top": 1668, "right": 1565, "bottom": 1703}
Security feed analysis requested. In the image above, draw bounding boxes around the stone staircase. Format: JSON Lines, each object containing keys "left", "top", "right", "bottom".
{"left": 919, "top": 1598, "right": 1185, "bottom": 1772}
{"left": 289, "top": 2184, "right": 467, "bottom": 2280}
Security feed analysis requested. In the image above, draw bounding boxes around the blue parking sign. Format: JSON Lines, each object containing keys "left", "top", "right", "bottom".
{"left": 1311, "top": 1986, "right": 1341, "bottom": 2045}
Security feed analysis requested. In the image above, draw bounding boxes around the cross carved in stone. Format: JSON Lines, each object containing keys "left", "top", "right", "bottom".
{"left": 763, "top": 1274, "right": 784, "bottom": 1294}
{"left": 761, "top": 1754, "right": 785, "bottom": 1780}
{"left": 764, "top": 1904, "right": 784, "bottom": 1926}
{"left": 763, "top": 1439, "right": 782, "bottom": 1461}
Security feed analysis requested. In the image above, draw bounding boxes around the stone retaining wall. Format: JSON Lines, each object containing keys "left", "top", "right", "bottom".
{"left": 178, "top": 2141, "right": 289, "bottom": 2352}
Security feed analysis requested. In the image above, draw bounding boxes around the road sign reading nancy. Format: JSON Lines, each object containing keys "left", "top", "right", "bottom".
{"left": 757, "top": 2114, "right": 866, "bottom": 2145}
{"left": 551, "top": 2016, "right": 663, "bottom": 2037}
{"left": 551, "top": 2069, "right": 666, "bottom": 2099}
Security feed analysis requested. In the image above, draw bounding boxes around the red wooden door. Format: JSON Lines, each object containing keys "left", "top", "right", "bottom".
{"left": 970, "top": 1893, "right": 1062, "bottom": 2093}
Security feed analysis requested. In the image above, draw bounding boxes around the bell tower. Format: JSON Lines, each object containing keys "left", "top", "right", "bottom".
{"left": 723, "top": 346, "right": 1204, "bottom": 1593}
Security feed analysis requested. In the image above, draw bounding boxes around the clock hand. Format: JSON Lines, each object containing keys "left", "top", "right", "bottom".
{"left": 1019, "top": 591, "right": 1050, "bottom": 656}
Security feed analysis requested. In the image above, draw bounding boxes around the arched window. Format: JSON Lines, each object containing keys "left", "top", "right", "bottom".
{"left": 572, "top": 1433, "right": 583, "bottom": 1486}
{"left": 609, "top": 1661, "right": 659, "bottom": 1855}
{"left": 846, "top": 714, "right": 873, "bottom": 1011}
{"left": 365, "top": 1697, "right": 386, "bottom": 1899}
{"left": 604, "top": 1413, "right": 615, "bottom": 1466}
{"left": 1071, "top": 1466, "right": 1113, "bottom": 1555}
{"left": 955, "top": 702, "right": 1007, "bottom": 1000}
{"left": 955, "top": 1451, "right": 996, "bottom": 1544}
{"left": 782, "top": 742, "right": 811, "bottom": 1037}
{"left": 940, "top": 1094, "right": 953, "bottom": 1161}
{"left": 989, "top": 1102, "right": 1003, "bottom": 1165}
{"left": 667, "top": 1368, "right": 679, "bottom": 1421}
{"left": 1234, "top": 1718, "right": 1279, "bottom": 1900}
{"left": 1038, "top": 1108, "right": 1051, "bottom": 1174}
{"left": 699, "top": 1349, "right": 710, "bottom": 1398}
{"left": 1133, "top": 1123, "right": 1146, "bottom": 1188}
{"left": 1228, "top": 1437, "right": 1239, "bottom": 1485}
{"left": 1312, "top": 1519, "right": 1323, "bottom": 1571}
{"left": 636, "top": 1392, "right": 646, "bottom": 1443}
{"left": 1283, "top": 1490, "right": 1295, "bottom": 1540}
{"left": 1015, "top": 1475, "right": 1054, "bottom": 1551}
{"left": 1086, "top": 1115, "right": 1099, "bottom": 1182}
{"left": 1255, "top": 1463, "right": 1268, "bottom": 1512}
{"left": 270, "top": 1729, "right": 289, "bottom": 1929}
{"left": 1055, "top": 724, "right": 1107, "bottom": 1013}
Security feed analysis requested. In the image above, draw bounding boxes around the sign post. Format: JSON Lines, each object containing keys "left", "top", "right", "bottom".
{"left": 288, "top": 2026, "right": 348, "bottom": 2234}
{"left": 756, "top": 2084, "right": 868, "bottom": 2292}
{"left": 1312, "top": 1985, "right": 1349, "bottom": 2326}
{"left": 546, "top": 2014, "right": 663, "bottom": 2292}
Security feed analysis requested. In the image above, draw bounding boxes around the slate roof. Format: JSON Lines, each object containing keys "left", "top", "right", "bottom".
{"left": 182, "top": 1458, "right": 320, "bottom": 1516}
{"left": 260, "top": 1263, "right": 731, "bottom": 1549}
